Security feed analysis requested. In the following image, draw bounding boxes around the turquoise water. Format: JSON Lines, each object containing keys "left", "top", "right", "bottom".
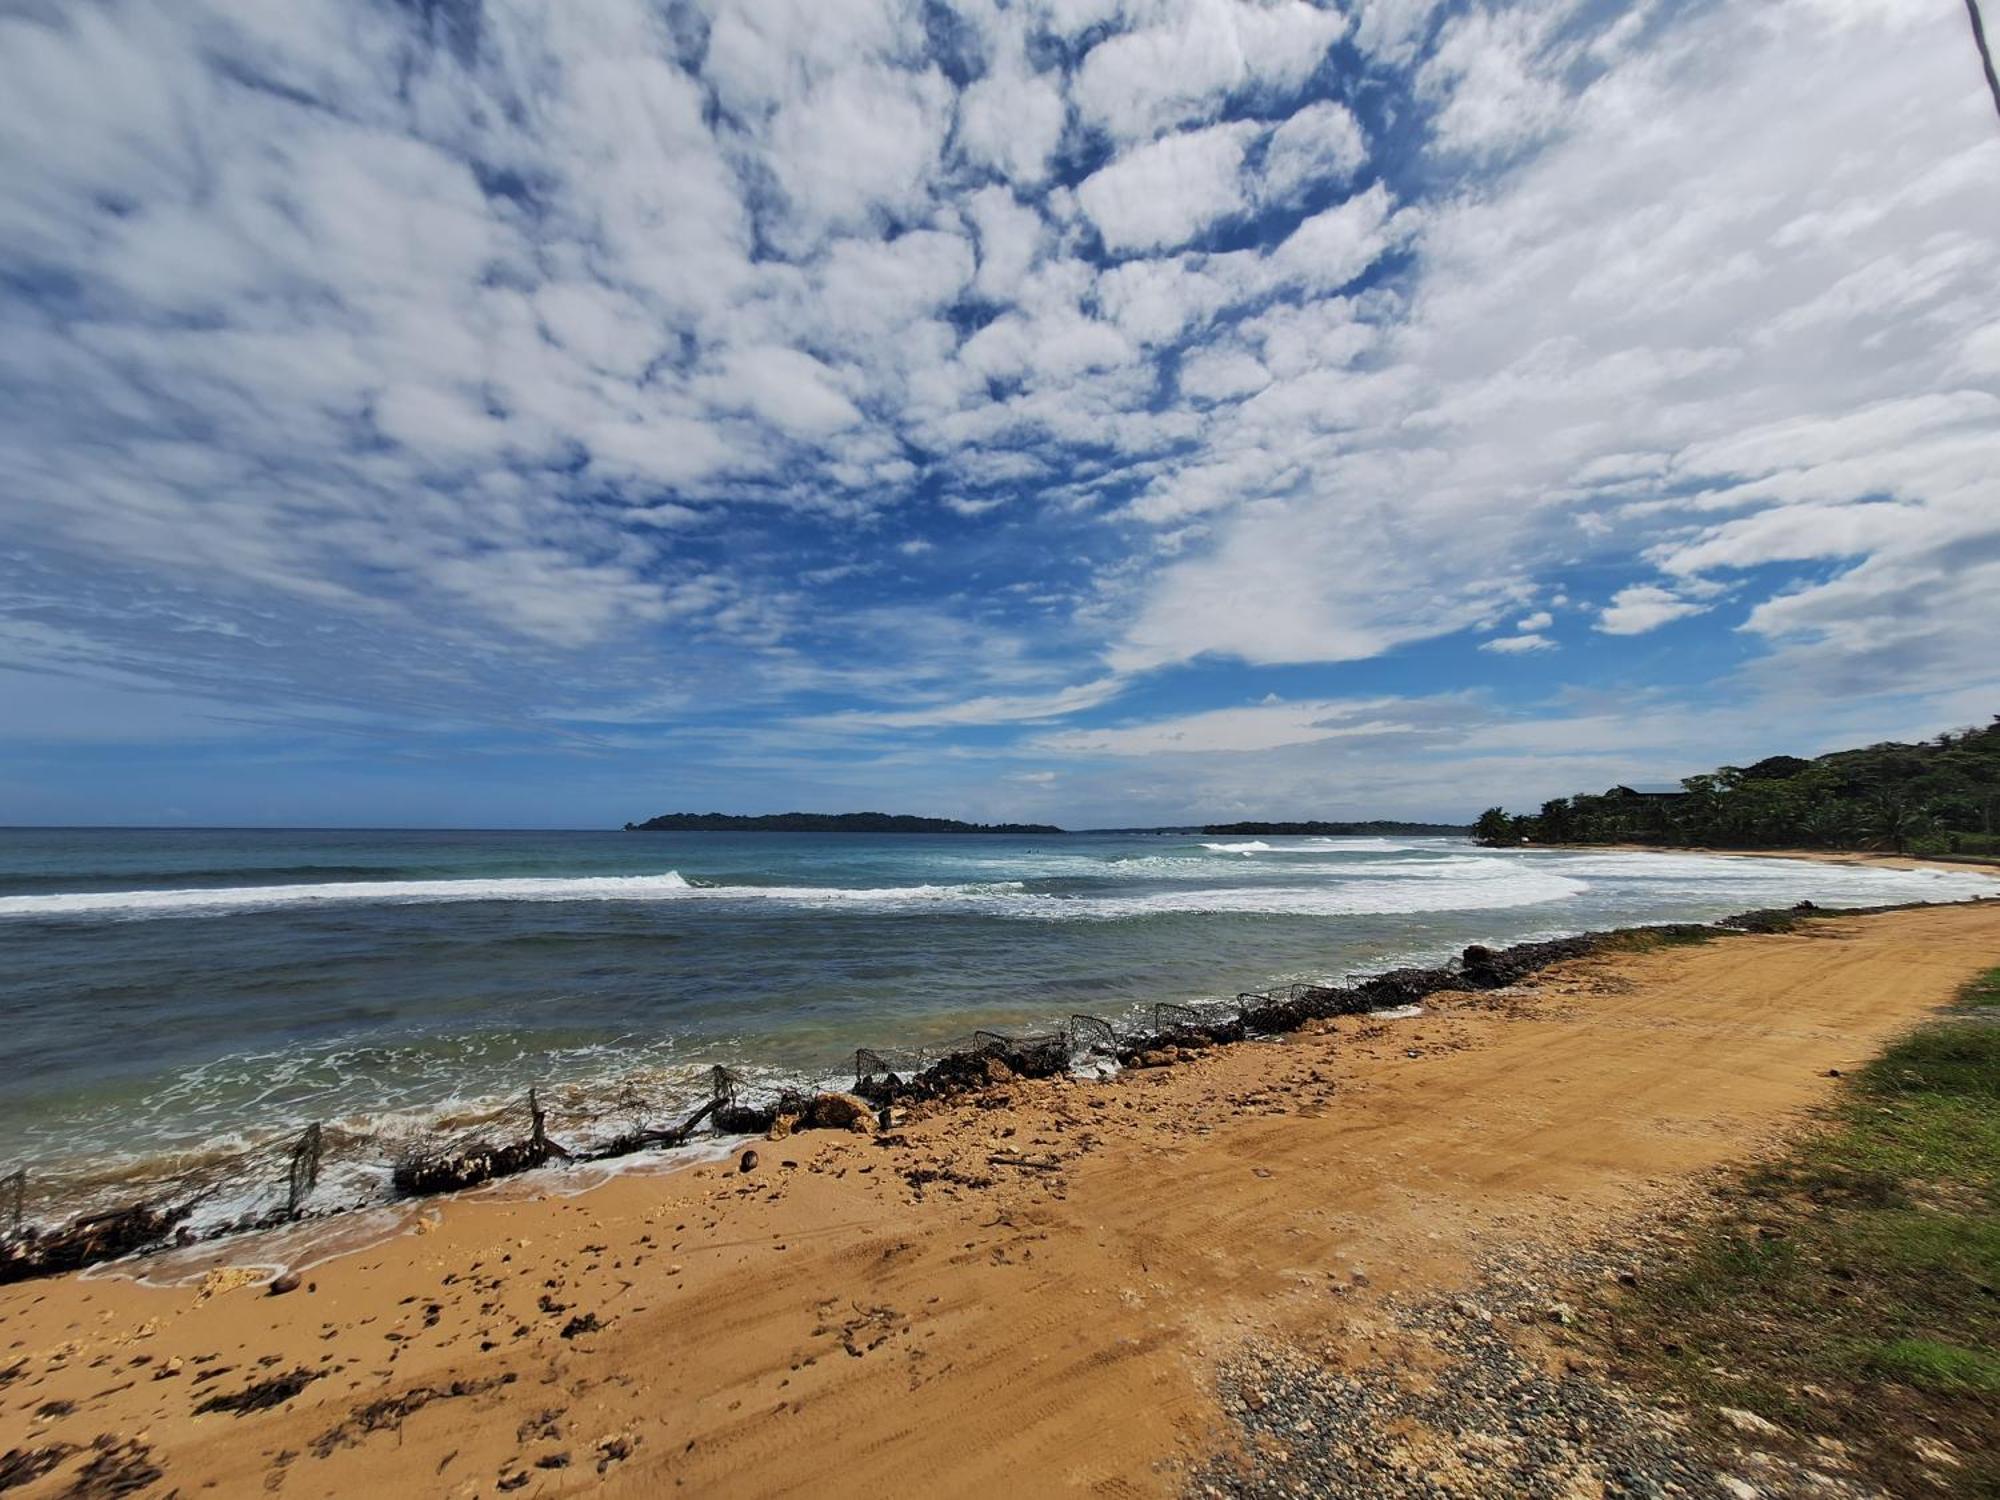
{"left": 2, "top": 827, "right": 1991, "bottom": 1224}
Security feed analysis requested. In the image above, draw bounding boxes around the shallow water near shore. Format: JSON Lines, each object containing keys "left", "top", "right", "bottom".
{"left": 3, "top": 826, "right": 1992, "bottom": 1229}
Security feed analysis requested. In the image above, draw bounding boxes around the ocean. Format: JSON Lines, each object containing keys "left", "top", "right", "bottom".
{"left": 3, "top": 826, "right": 1993, "bottom": 1231}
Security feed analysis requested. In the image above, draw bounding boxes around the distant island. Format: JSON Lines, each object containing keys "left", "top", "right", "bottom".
{"left": 623, "top": 811, "right": 1066, "bottom": 834}
{"left": 1199, "top": 820, "right": 1471, "bottom": 836}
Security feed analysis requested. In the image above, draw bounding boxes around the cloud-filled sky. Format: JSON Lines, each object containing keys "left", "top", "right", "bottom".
{"left": 1, "top": 0, "right": 1996, "bottom": 828}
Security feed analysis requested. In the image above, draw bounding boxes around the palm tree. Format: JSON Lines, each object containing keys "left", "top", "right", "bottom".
{"left": 1863, "top": 790, "right": 1938, "bottom": 855}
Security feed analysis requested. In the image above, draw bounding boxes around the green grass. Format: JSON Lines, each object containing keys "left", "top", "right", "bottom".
{"left": 1593, "top": 965, "right": 2000, "bottom": 1494}
{"left": 1597, "top": 925, "right": 1724, "bottom": 954}
{"left": 1859, "top": 1338, "right": 2000, "bottom": 1394}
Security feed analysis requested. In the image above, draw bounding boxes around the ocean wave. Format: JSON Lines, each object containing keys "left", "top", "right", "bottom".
{"left": 1300, "top": 837, "right": 1424, "bottom": 852}
{"left": 1202, "top": 840, "right": 1273, "bottom": 854}
{"left": 13, "top": 850, "right": 1983, "bottom": 926}
{"left": 0, "top": 871, "right": 699, "bottom": 919}
{"left": 1030, "top": 873, "right": 1587, "bottom": 918}
{"left": 0, "top": 863, "right": 1588, "bottom": 923}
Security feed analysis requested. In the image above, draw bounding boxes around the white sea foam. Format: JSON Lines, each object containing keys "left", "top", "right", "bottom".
{"left": 0, "top": 871, "right": 697, "bottom": 919}
{"left": 1300, "top": 837, "right": 1422, "bottom": 852}
{"left": 1028, "top": 871, "right": 1588, "bottom": 918}
{"left": 5, "top": 849, "right": 1990, "bottom": 925}
{"left": 0, "top": 865, "right": 1589, "bottom": 922}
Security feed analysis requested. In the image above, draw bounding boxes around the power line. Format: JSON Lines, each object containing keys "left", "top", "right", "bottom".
{"left": 1970, "top": 0, "right": 2000, "bottom": 124}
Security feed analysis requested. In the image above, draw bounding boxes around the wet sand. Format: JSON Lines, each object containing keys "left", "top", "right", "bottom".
{"left": 4, "top": 901, "right": 1998, "bottom": 1497}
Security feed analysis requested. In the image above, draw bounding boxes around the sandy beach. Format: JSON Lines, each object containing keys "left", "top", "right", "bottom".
{"left": 1551, "top": 843, "right": 2000, "bottom": 875}
{"left": 4, "top": 897, "right": 1997, "bottom": 1497}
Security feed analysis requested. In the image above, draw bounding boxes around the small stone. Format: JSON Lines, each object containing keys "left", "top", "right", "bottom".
{"left": 1717, "top": 1477, "right": 1759, "bottom": 1499}
{"left": 268, "top": 1273, "right": 302, "bottom": 1296}
{"left": 807, "top": 1092, "right": 877, "bottom": 1133}
{"left": 1718, "top": 1406, "right": 1785, "bottom": 1438}
{"left": 1544, "top": 1302, "right": 1573, "bottom": 1325}
{"left": 739, "top": 1149, "right": 760, "bottom": 1173}
{"left": 1912, "top": 1436, "right": 1961, "bottom": 1469}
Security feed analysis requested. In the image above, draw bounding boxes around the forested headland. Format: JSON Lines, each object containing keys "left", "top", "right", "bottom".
{"left": 1474, "top": 718, "right": 2000, "bottom": 857}
{"left": 624, "top": 811, "right": 1065, "bottom": 834}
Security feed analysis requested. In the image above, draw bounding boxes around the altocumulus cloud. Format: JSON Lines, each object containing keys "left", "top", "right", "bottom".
{"left": 0, "top": 0, "right": 1995, "bottom": 825}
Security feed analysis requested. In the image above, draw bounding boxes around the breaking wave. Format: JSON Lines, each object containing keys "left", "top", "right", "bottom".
{"left": 0, "top": 871, "right": 698, "bottom": 919}
{"left": 0, "top": 863, "right": 1588, "bottom": 923}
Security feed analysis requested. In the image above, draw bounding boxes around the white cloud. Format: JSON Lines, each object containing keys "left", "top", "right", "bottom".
{"left": 1259, "top": 100, "right": 1369, "bottom": 202}
{"left": 764, "top": 64, "right": 955, "bottom": 243}
{"left": 2, "top": 0, "right": 1995, "bottom": 805}
{"left": 704, "top": 347, "right": 863, "bottom": 437}
{"left": 958, "top": 67, "right": 1068, "bottom": 186}
{"left": 810, "top": 676, "right": 1131, "bottom": 731}
{"left": 1418, "top": 4, "right": 1569, "bottom": 159}
{"left": 1178, "top": 347, "right": 1272, "bottom": 402}
{"left": 1597, "top": 585, "right": 1707, "bottom": 636}
{"left": 1076, "top": 123, "right": 1258, "bottom": 253}
{"left": 1035, "top": 697, "right": 1416, "bottom": 756}
{"left": 1072, "top": 0, "right": 1348, "bottom": 142}
{"left": 1109, "top": 0, "right": 2000, "bottom": 700}
{"left": 1266, "top": 183, "right": 1403, "bottom": 292}
{"left": 963, "top": 187, "right": 1045, "bottom": 302}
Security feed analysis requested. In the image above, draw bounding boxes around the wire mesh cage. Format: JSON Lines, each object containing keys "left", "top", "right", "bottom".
{"left": 1152, "top": 1000, "right": 1243, "bottom": 1044}
{"left": 2, "top": 1168, "right": 24, "bottom": 1237}
{"left": 972, "top": 1028, "right": 1070, "bottom": 1077}
{"left": 285, "top": 1123, "right": 323, "bottom": 1220}
{"left": 1066, "top": 1013, "right": 1121, "bottom": 1057}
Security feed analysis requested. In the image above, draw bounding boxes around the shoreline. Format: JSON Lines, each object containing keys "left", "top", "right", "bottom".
{"left": 10, "top": 847, "right": 1999, "bottom": 1282}
{"left": 1533, "top": 841, "right": 1999, "bottom": 874}
{"left": 13, "top": 868, "right": 1997, "bottom": 1283}
{"left": 6, "top": 899, "right": 2000, "bottom": 1495}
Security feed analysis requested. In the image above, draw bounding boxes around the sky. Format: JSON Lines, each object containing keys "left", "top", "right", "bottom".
{"left": 1, "top": 0, "right": 1997, "bottom": 829}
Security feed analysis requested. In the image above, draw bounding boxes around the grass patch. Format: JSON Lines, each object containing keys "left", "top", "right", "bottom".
{"left": 1592, "top": 964, "right": 2000, "bottom": 1494}
{"left": 1597, "top": 925, "right": 1725, "bottom": 954}
{"left": 1958, "top": 966, "right": 2000, "bottom": 1010}
{"left": 1858, "top": 1338, "right": 2000, "bottom": 1395}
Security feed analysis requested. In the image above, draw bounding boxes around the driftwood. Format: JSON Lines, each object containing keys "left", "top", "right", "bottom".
{"left": 286, "top": 1123, "right": 323, "bottom": 1219}
{"left": 391, "top": 1089, "right": 571, "bottom": 1198}
{"left": 0, "top": 1199, "right": 193, "bottom": 1285}
{"left": 593, "top": 1096, "right": 720, "bottom": 1158}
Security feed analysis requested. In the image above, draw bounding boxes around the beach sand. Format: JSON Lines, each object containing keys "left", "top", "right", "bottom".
{"left": 4, "top": 899, "right": 1997, "bottom": 1497}
{"left": 1553, "top": 842, "right": 1998, "bottom": 874}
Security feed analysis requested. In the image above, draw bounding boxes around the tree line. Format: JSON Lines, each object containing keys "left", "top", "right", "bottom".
{"left": 1474, "top": 717, "right": 2000, "bottom": 857}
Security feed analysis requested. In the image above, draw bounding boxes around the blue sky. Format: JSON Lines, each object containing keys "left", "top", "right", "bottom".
{"left": 1, "top": 0, "right": 1996, "bottom": 829}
